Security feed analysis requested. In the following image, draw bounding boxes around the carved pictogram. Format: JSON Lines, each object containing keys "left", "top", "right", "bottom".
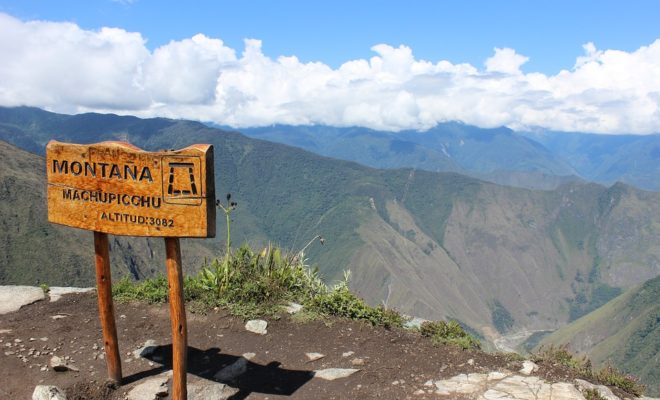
{"left": 162, "top": 156, "right": 202, "bottom": 205}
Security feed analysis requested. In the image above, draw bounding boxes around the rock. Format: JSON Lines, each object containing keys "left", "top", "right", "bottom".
{"left": 242, "top": 352, "right": 256, "bottom": 360}
{"left": 48, "top": 287, "right": 94, "bottom": 302}
{"left": 133, "top": 339, "right": 158, "bottom": 359}
{"left": 519, "top": 360, "right": 539, "bottom": 375}
{"left": 575, "top": 379, "right": 621, "bottom": 400}
{"left": 430, "top": 373, "right": 588, "bottom": 399}
{"left": 284, "top": 302, "right": 303, "bottom": 314}
{"left": 245, "top": 320, "right": 267, "bottom": 335}
{"left": 214, "top": 357, "right": 248, "bottom": 381}
{"left": 403, "top": 317, "right": 428, "bottom": 330}
{"left": 314, "top": 368, "right": 360, "bottom": 381}
{"left": 50, "top": 356, "right": 79, "bottom": 372}
{"left": 305, "top": 352, "right": 325, "bottom": 361}
{"left": 342, "top": 351, "right": 354, "bottom": 357}
{"left": 0, "top": 286, "right": 45, "bottom": 314}
{"left": 126, "top": 372, "right": 170, "bottom": 400}
{"left": 188, "top": 381, "right": 239, "bottom": 400}
{"left": 51, "top": 315, "right": 68, "bottom": 320}
{"left": 32, "top": 385, "right": 67, "bottom": 400}
{"left": 351, "top": 358, "right": 366, "bottom": 366}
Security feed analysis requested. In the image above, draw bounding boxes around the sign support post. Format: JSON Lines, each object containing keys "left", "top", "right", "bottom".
{"left": 46, "top": 140, "right": 216, "bottom": 400}
{"left": 165, "top": 237, "right": 188, "bottom": 400}
{"left": 94, "top": 231, "right": 123, "bottom": 384}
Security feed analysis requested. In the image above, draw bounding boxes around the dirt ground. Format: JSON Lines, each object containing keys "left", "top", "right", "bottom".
{"left": 0, "top": 292, "right": 597, "bottom": 399}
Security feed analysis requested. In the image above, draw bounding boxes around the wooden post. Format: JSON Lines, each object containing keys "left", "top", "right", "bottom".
{"left": 165, "top": 237, "right": 188, "bottom": 400}
{"left": 94, "top": 231, "right": 122, "bottom": 384}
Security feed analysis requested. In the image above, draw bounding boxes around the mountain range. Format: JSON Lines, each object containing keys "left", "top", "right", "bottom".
{"left": 1, "top": 107, "right": 658, "bottom": 353}
{"left": 238, "top": 124, "right": 660, "bottom": 192}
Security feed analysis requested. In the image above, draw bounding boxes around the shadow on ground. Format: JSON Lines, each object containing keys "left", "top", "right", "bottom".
{"left": 125, "top": 345, "right": 314, "bottom": 399}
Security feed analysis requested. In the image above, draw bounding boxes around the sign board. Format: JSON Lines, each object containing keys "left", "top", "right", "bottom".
{"left": 47, "top": 140, "right": 216, "bottom": 237}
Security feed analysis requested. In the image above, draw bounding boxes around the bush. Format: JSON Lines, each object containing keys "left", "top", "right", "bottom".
{"left": 533, "top": 344, "right": 591, "bottom": 375}
{"left": 533, "top": 345, "right": 645, "bottom": 397}
{"left": 307, "top": 276, "right": 403, "bottom": 328}
{"left": 419, "top": 320, "right": 481, "bottom": 350}
{"left": 594, "top": 363, "right": 645, "bottom": 397}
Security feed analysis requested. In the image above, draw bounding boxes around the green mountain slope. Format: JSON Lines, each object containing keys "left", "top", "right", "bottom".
{"left": 537, "top": 275, "right": 659, "bottom": 396}
{"left": 525, "top": 130, "right": 660, "bottom": 191}
{"left": 1, "top": 107, "right": 659, "bottom": 344}
{"left": 239, "top": 123, "right": 579, "bottom": 190}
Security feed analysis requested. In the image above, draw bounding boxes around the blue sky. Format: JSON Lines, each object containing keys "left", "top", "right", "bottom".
{"left": 0, "top": 1, "right": 659, "bottom": 133}
{"left": 2, "top": 0, "right": 658, "bottom": 74}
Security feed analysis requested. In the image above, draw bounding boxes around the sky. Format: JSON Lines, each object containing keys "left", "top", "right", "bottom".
{"left": 0, "top": 0, "right": 659, "bottom": 134}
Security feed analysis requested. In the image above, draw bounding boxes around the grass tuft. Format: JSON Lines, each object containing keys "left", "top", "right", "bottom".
{"left": 532, "top": 344, "right": 645, "bottom": 397}
{"left": 419, "top": 320, "right": 481, "bottom": 350}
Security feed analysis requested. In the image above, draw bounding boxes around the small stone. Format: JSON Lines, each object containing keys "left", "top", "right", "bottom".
{"left": 126, "top": 373, "right": 170, "bottom": 400}
{"left": 414, "top": 389, "right": 425, "bottom": 395}
{"left": 133, "top": 339, "right": 157, "bottom": 359}
{"left": 467, "top": 358, "right": 474, "bottom": 365}
{"left": 245, "top": 320, "right": 268, "bottom": 335}
{"left": 32, "top": 385, "right": 67, "bottom": 400}
{"left": 242, "top": 352, "right": 256, "bottom": 360}
{"left": 519, "top": 360, "right": 538, "bottom": 375}
{"left": 305, "top": 352, "right": 325, "bottom": 361}
{"left": 351, "top": 358, "right": 366, "bottom": 366}
{"left": 392, "top": 380, "right": 399, "bottom": 385}
{"left": 92, "top": 344, "right": 99, "bottom": 351}
{"left": 284, "top": 302, "right": 303, "bottom": 314}
{"left": 51, "top": 315, "right": 67, "bottom": 320}
{"left": 214, "top": 357, "right": 248, "bottom": 381}
{"left": 314, "top": 368, "right": 360, "bottom": 381}
{"left": 15, "top": 338, "right": 23, "bottom": 343}
{"left": 50, "top": 356, "right": 79, "bottom": 372}
{"left": 342, "top": 351, "right": 355, "bottom": 357}
{"left": 40, "top": 337, "right": 48, "bottom": 342}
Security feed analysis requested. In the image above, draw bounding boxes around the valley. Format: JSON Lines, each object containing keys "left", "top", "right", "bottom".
{"left": 0, "top": 106, "right": 658, "bottom": 393}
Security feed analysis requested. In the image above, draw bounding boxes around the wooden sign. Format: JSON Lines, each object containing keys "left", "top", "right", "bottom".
{"left": 47, "top": 141, "right": 215, "bottom": 238}
{"left": 46, "top": 140, "right": 217, "bottom": 399}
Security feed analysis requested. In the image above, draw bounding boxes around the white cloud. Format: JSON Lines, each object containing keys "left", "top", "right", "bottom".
{"left": 485, "top": 47, "right": 529, "bottom": 74}
{"left": 0, "top": 12, "right": 659, "bottom": 134}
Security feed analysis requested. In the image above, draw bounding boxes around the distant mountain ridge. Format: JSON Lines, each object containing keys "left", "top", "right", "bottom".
{"left": 1, "top": 106, "right": 659, "bottom": 348}
{"left": 238, "top": 123, "right": 660, "bottom": 191}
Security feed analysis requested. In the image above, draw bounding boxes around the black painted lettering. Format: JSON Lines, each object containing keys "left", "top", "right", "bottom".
{"left": 85, "top": 162, "right": 96, "bottom": 177}
{"left": 62, "top": 188, "right": 72, "bottom": 199}
{"left": 139, "top": 167, "right": 153, "bottom": 182}
{"left": 53, "top": 160, "right": 68, "bottom": 174}
{"left": 109, "top": 164, "right": 121, "bottom": 179}
{"left": 70, "top": 161, "right": 82, "bottom": 175}
{"left": 124, "top": 165, "right": 137, "bottom": 181}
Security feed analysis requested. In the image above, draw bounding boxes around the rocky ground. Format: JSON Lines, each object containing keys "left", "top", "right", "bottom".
{"left": 0, "top": 287, "right": 655, "bottom": 400}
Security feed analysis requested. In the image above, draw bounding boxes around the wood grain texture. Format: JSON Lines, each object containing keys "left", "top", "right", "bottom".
{"left": 94, "top": 231, "right": 122, "bottom": 384}
{"left": 46, "top": 140, "right": 215, "bottom": 238}
{"left": 166, "top": 237, "right": 188, "bottom": 400}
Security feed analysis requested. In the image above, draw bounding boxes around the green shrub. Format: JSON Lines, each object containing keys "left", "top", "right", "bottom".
{"left": 307, "top": 276, "right": 403, "bottom": 328}
{"left": 419, "top": 320, "right": 481, "bottom": 350}
{"left": 594, "top": 363, "right": 645, "bottom": 397}
{"left": 533, "top": 344, "right": 591, "bottom": 375}
{"left": 582, "top": 388, "right": 605, "bottom": 400}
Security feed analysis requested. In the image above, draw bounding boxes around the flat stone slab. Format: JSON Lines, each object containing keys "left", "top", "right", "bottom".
{"left": 314, "top": 368, "right": 360, "bottom": 381}
{"left": 32, "top": 385, "right": 67, "bottom": 400}
{"left": 429, "top": 373, "right": 588, "bottom": 400}
{"left": 48, "top": 287, "right": 94, "bottom": 302}
{"left": 189, "top": 381, "right": 239, "bottom": 400}
{"left": 126, "top": 372, "right": 171, "bottom": 400}
{"left": 245, "top": 319, "right": 268, "bottom": 335}
{"left": 0, "top": 286, "right": 45, "bottom": 315}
